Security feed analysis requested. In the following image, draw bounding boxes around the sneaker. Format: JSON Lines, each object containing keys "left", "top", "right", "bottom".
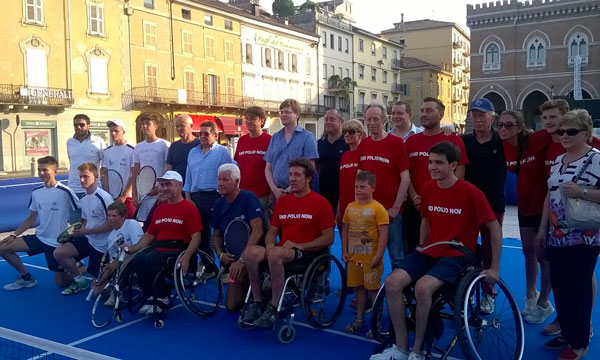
{"left": 370, "top": 345, "right": 409, "bottom": 360}
{"left": 252, "top": 304, "right": 278, "bottom": 329}
{"left": 241, "top": 302, "right": 265, "bottom": 323}
{"left": 104, "top": 293, "right": 116, "bottom": 307}
{"left": 145, "top": 297, "right": 169, "bottom": 316}
{"left": 524, "top": 302, "right": 554, "bottom": 324}
{"left": 61, "top": 279, "right": 89, "bottom": 295}
{"left": 480, "top": 293, "right": 495, "bottom": 314}
{"left": 408, "top": 352, "right": 425, "bottom": 360}
{"left": 345, "top": 318, "right": 365, "bottom": 334}
{"left": 3, "top": 276, "right": 38, "bottom": 291}
{"left": 544, "top": 336, "right": 569, "bottom": 350}
{"left": 521, "top": 291, "right": 540, "bottom": 317}
{"left": 542, "top": 318, "right": 561, "bottom": 336}
{"left": 138, "top": 297, "right": 155, "bottom": 314}
{"left": 558, "top": 346, "right": 588, "bottom": 360}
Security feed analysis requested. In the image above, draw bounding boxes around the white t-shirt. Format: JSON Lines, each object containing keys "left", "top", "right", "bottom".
{"left": 67, "top": 134, "right": 106, "bottom": 194}
{"left": 132, "top": 138, "right": 171, "bottom": 177}
{"left": 102, "top": 143, "right": 135, "bottom": 197}
{"left": 80, "top": 188, "right": 114, "bottom": 253}
{"left": 29, "top": 183, "right": 80, "bottom": 247}
{"left": 106, "top": 219, "right": 143, "bottom": 260}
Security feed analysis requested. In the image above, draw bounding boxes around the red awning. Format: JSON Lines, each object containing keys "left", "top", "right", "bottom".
{"left": 215, "top": 116, "right": 247, "bottom": 136}
{"left": 189, "top": 115, "right": 223, "bottom": 132}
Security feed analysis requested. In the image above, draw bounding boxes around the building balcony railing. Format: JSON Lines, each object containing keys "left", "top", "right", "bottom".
{"left": 463, "top": 51, "right": 470, "bottom": 57}
{"left": 462, "top": 66, "right": 470, "bottom": 73}
{"left": 391, "top": 58, "right": 401, "bottom": 70}
{"left": 526, "top": 59, "right": 546, "bottom": 70}
{"left": 568, "top": 55, "right": 589, "bottom": 66}
{"left": 453, "top": 62, "right": 461, "bottom": 67}
{"left": 0, "top": 84, "right": 74, "bottom": 107}
{"left": 453, "top": 41, "right": 460, "bottom": 49}
{"left": 482, "top": 63, "right": 501, "bottom": 73}
{"left": 327, "top": 78, "right": 344, "bottom": 92}
{"left": 462, "top": 84, "right": 470, "bottom": 90}
{"left": 452, "top": 79, "right": 462, "bottom": 85}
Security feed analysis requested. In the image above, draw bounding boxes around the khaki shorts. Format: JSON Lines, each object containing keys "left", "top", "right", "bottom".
{"left": 347, "top": 260, "right": 383, "bottom": 291}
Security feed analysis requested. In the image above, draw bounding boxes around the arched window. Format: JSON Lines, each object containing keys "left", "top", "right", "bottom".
{"left": 483, "top": 43, "right": 500, "bottom": 73}
{"left": 526, "top": 37, "right": 545, "bottom": 70}
{"left": 568, "top": 33, "right": 589, "bottom": 66}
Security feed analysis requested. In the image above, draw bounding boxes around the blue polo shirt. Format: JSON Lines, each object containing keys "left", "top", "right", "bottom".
{"left": 166, "top": 137, "right": 200, "bottom": 184}
{"left": 264, "top": 125, "right": 319, "bottom": 189}
{"left": 183, "top": 142, "right": 232, "bottom": 192}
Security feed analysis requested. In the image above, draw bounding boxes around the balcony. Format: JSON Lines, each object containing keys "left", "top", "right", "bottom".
{"left": 462, "top": 84, "right": 470, "bottom": 90}
{"left": 391, "top": 83, "right": 403, "bottom": 94}
{"left": 122, "top": 87, "right": 254, "bottom": 111}
{"left": 482, "top": 63, "right": 501, "bottom": 73}
{"left": 463, "top": 51, "right": 470, "bottom": 57}
{"left": 453, "top": 61, "right": 461, "bottom": 67}
{"left": 327, "top": 78, "right": 344, "bottom": 92}
{"left": 462, "top": 66, "right": 470, "bottom": 73}
{"left": 526, "top": 59, "right": 546, "bottom": 70}
{"left": 568, "top": 55, "right": 589, "bottom": 66}
{"left": 453, "top": 41, "right": 460, "bottom": 49}
{"left": 391, "top": 58, "right": 401, "bottom": 70}
{"left": 452, "top": 79, "right": 462, "bottom": 85}
{"left": 0, "top": 84, "right": 74, "bottom": 107}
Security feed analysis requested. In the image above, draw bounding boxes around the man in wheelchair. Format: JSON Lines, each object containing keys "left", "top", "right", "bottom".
{"left": 125, "top": 171, "right": 202, "bottom": 316}
{"left": 371, "top": 142, "right": 502, "bottom": 360}
{"left": 242, "top": 158, "right": 335, "bottom": 328}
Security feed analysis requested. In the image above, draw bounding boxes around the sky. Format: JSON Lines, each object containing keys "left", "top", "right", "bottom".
{"left": 258, "top": 0, "right": 474, "bottom": 34}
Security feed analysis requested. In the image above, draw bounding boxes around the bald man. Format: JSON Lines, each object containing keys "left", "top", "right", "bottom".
{"left": 166, "top": 114, "right": 200, "bottom": 184}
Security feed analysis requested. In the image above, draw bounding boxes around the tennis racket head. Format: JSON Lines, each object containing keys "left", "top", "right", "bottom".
{"left": 57, "top": 222, "right": 82, "bottom": 244}
{"left": 137, "top": 166, "right": 156, "bottom": 199}
{"left": 102, "top": 169, "right": 124, "bottom": 200}
{"left": 223, "top": 219, "right": 250, "bottom": 258}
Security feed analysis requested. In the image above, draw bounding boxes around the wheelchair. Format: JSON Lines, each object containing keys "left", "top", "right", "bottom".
{"left": 370, "top": 241, "right": 524, "bottom": 360}
{"left": 237, "top": 252, "right": 347, "bottom": 344}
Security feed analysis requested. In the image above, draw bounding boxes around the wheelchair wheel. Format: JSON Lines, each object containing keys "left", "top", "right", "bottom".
{"left": 300, "top": 254, "right": 347, "bottom": 328}
{"left": 454, "top": 270, "right": 524, "bottom": 360}
{"left": 276, "top": 323, "right": 296, "bottom": 344}
{"left": 174, "top": 250, "right": 223, "bottom": 316}
{"left": 91, "top": 284, "right": 117, "bottom": 328}
{"left": 370, "top": 284, "right": 392, "bottom": 344}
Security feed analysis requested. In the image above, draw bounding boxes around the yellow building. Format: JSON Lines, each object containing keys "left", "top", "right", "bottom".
{"left": 0, "top": 0, "right": 131, "bottom": 172}
{"left": 123, "top": 0, "right": 244, "bottom": 144}
{"left": 381, "top": 19, "right": 470, "bottom": 127}
{"left": 397, "top": 57, "right": 454, "bottom": 127}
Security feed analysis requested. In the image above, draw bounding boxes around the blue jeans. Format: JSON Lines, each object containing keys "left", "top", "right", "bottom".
{"left": 387, "top": 214, "right": 404, "bottom": 268}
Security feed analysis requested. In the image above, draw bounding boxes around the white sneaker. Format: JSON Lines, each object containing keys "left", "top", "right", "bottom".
{"left": 480, "top": 293, "right": 495, "bottom": 314}
{"left": 521, "top": 291, "right": 539, "bottom": 317}
{"left": 524, "top": 303, "right": 554, "bottom": 324}
{"left": 144, "top": 297, "right": 169, "bottom": 316}
{"left": 408, "top": 352, "right": 425, "bottom": 360}
{"left": 3, "top": 277, "right": 38, "bottom": 291}
{"left": 138, "top": 297, "right": 154, "bottom": 314}
{"left": 370, "top": 345, "right": 409, "bottom": 360}
{"left": 104, "top": 293, "right": 116, "bottom": 307}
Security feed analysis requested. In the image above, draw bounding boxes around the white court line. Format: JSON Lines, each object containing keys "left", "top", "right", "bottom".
{"left": 0, "top": 180, "right": 67, "bottom": 189}
{"left": 0, "top": 254, "right": 28, "bottom": 263}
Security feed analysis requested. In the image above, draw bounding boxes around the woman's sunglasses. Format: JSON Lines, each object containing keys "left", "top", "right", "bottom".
{"left": 343, "top": 129, "right": 357, "bottom": 136}
{"left": 556, "top": 128, "right": 585, "bottom": 136}
{"left": 496, "top": 122, "right": 515, "bottom": 129}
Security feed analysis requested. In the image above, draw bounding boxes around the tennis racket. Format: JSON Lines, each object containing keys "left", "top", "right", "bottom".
{"left": 101, "top": 169, "right": 124, "bottom": 200}
{"left": 223, "top": 219, "right": 250, "bottom": 259}
{"left": 136, "top": 166, "right": 156, "bottom": 205}
{"left": 57, "top": 222, "right": 82, "bottom": 244}
{"left": 87, "top": 234, "right": 125, "bottom": 301}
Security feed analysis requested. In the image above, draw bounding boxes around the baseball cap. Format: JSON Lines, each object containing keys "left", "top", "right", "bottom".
{"left": 156, "top": 170, "right": 183, "bottom": 183}
{"left": 469, "top": 98, "right": 495, "bottom": 113}
{"left": 106, "top": 119, "right": 127, "bottom": 132}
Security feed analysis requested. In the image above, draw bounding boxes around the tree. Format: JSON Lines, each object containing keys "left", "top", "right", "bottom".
{"left": 272, "top": 0, "right": 295, "bottom": 17}
{"left": 298, "top": 0, "right": 317, "bottom": 12}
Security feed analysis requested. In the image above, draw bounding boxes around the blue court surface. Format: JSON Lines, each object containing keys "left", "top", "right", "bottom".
{"left": 1, "top": 234, "right": 599, "bottom": 360}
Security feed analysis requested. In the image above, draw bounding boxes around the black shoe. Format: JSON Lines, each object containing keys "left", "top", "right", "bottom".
{"left": 252, "top": 304, "right": 278, "bottom": 329}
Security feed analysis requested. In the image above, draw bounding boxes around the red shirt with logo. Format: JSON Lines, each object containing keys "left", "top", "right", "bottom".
{"left": 271, "top": 191, "right": 335, "bottom": 247}
{"left": 357, "top": 135, "right": 410, "bottom": 209}
{"left": 503, "top": 130, "right": 551, "bottom": 216}
{"left": 234, "top": 132, "right": 272, "bottom": 198}
{"left": 420, "top": 179, "right": 496, "bottom": 258}
{"left": 147, "top": 199, "right": 203, "bottom": 251}
{"left": 544, "top": 137, "right": 600, "bottom": 176}
{"left": 405, "top": 132, "right": 469, "bottom": 195}
{"left": 338, "top": 149, "right": 360, "bottom": 219}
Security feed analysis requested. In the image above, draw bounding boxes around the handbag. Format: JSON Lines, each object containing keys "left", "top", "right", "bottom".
{"left": 562, "top": 152, "right": 600, "bottom": 229}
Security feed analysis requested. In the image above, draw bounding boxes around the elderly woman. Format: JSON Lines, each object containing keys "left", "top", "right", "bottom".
{"left": 538, "top": 109, "right": 600, "bottom": 360}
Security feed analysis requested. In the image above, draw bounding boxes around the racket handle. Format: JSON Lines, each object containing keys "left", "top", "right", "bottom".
{"left": 85, "top": 288, "right": 94, "bottom": 302}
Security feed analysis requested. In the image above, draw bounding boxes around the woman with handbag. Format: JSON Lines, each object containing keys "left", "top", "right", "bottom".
{"left": 538, "top": 109, "right": 600, "bottom": 360}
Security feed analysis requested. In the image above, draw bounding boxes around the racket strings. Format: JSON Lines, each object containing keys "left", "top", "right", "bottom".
{"left": 224, "top": 221, "right": 250, "bottom": 257}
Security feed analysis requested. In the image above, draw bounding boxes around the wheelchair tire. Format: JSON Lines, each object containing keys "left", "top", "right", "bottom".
{"left": 454, "top": 270, "right": 524, "bottom": 360}
{"left": 174, "top": 250, "right": 223, "bottom": 317}
{"left": 370, "top": 284, "right": 394, "bottom": 344}
{"left": 300, "top": 254, "right": 347, "bottom": 328}
{"left": 91, "top": 284, "right": 117, "bottom": 329}
{"left": 276, "top": 324, "right": 296, "bottom": 344}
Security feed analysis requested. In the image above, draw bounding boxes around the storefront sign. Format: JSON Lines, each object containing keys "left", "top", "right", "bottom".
{"left": 21, "top": 120, "right": 57, "bottom": 128}
{"left": 254, "top": 34, "right": 303, "bottom": 52}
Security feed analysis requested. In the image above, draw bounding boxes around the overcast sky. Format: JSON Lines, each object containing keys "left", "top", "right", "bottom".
{"left": 258, "top": 0, "right": 473, "bottom": 34}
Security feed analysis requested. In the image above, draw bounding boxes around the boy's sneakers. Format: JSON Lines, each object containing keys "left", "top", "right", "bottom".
{"left": 252, "top": 304, "right": 278, "bottom": 329}
{"left": 370, "top": 345, "right": 409, "bottom": 360}
{"left": 408, "top": 352, "right": 425, "bottom": 360}
{"left": 3, "top": 276, "right": 38, "bottom": 291}
{"left": 241, "top": 302, "right": 265, "bottom": 323}
{"left": 524, "top": 302, "right": 554, "bottom": 324}
{"left": 479, "top": 293, "right": 495, "bottom": 314}
{"left": 345, "top": 318, "right": 365, "bottom": 334}
{"left": 61, "top": 279, "right": 89, "bottom": 295}
{"left": 521, "top": 291, "right": 539, "bottom": 317}
{"left": 542, "top": 318, "right": 561, "bottom": 336}
{"left": 104, "top": 292, "right": 117, "bottom": 307}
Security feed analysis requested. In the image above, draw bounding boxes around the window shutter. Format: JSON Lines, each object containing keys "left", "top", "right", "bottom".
{"left": 90, "top": 57, "right": 108, "bottom": 94}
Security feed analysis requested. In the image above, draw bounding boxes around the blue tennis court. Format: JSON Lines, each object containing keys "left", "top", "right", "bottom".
{"left": 1, "top": 232, "right": 599, "bottom": 360}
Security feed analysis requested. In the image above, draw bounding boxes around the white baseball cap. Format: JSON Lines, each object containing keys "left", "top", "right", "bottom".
{"left": 106, "top": 119, "right": 127, "bottom": 132}
{"left": 156, "top": 170, "right": 183, "bottom": 183}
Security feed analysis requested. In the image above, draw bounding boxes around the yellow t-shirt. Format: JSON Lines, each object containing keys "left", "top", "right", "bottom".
{"left": 343, "top": 200, "right": 389, "bottom": 264}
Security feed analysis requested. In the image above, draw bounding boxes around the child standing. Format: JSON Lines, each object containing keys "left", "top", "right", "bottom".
{"left": 342, "top": 171, "right": 389, "bottom": 333}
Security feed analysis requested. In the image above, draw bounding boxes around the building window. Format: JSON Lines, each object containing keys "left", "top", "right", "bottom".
{"left": 526, "top": 38, "right": 545, "bottom": 70}
{"left": 568, "top": 33, "right": 589, "bottom": 66}
{"left": 483, "top": 43, "right": 500, "bottom": 73}
{"left": 24, "top": 0, "right": 44, "bottom": 24}
{"left": 204, "top": 14, "right": 213, "bottom": 26}
{"left": 330, "top": 65, "right": 335, "bottom": 76}
{"left": 224, "top": 41, "right": 234, "bottom": 61}
{"left": 345, "top": 68, "right": 349, "bottom": 78}
{"left": 205, "top": 37, "right": 215, "bottom": 58}
{"left": 182, "top": 31, "right": 193, "bottom": 54}
{"left": 184, "top": 70, "right": 195, "bottom": 100}
{"left": 338, "top": 67, "right": 342, "bottom": 77}
{"left": 345, "top": 39, "right": 349, "bottom": 53}
{"left": 224, "top": 19, "right": 233, "bottom": 30}
{"left": 371, "top": 43, "right": 376, "bottom": 56}
{"left": 181, "top": 8, "right": 191, "bottom": 20}
{"left": 358, "top": 65, "right": 364, "bottom": 79}
{"left": 371, "top": 67, "right": 376, "bottom": 81}
{"left": 382, "top": 47, "right": 387, "bottom": 59}
{"left": 88, "top": 4, "right": 104, "bottom": 36}
{"left": 393, "top": 49, "right": 398, "bottom": 60}
{"left": 322, "top": 31, "right": 327, "bottom": 47}
{"left": 324, "top": 95, "right": 336, "bottom": 109}
{"left": 90, "top": 57, "right": 108, "bottom": 94}
{"left": 383, "top": 71, "right": 388, "bottom": 84}
{"left": 264, "top": 48, "right": 272, "bottom": 67}
{"left": 305, "top": 57, "right": 311, "bottom": 75}
{"left": 144, "top": 0, "right": 154, "bottom": 9}
{"left": 292, "top": 54, "right": 298, "bottom": 72}
{"left": 383, "top": 95, "right": 388, "bottom": 106}
{"left": 226, "top": 77, "right": 235, "bottom": 103}
{"left": 145, "top": 63, "right": 158, "bottom": 97}
{"left": 277, "top": 50, "right": 284, "bottom": 70}
{"left": 144, "top": 22, "right": 157, "bottom": 47}
{"left": 323, "top": 64, "right": 327, "bottom": 79}
{"left": 330, "top": 34, "right": 334, "bottom": 49}
{"left": 339, "top": 97, "right": 348, "bottom": 112}
{"left": 371, "top": 93, "right": 377, "bottom": 101}
{"left": 305, "top": 87, "right": 312, "bottom": 104}
{"left": 245, "top": 43, "right": 252, "bottom": 64}
{"left": 338, "top": 36, "right": 342, "bottom": 51}
{"left": 25, "top": 48, "right": 48, "bottom": 87}
{"left": 358, "top": 39, "right": 364, "bottom": 52}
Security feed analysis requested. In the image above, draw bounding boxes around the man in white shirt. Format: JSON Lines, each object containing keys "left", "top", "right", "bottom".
{"left": 54, "top": 162, "right": 114, "bottom": 295}
{"left": 131, "top": 113, "right": 171, "bottom": 221}
{"left": 389, "top": 101, "right": 423, "bottom": 141}
{"left": 0, "top": 156, "right": 80, "bottom": 290}
{"left": 102, "top": 119, "right": 135, "bottom": 217}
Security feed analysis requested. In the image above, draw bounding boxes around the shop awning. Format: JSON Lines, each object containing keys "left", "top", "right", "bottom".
{"left": 189, "top": 115, "right": 223, "bottom": 132}
{"left": 215, "top": 116, "right": 247, "bottom": 136}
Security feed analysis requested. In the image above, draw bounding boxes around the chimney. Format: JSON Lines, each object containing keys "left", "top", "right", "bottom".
{"left": 251, "top": 3, "right": 260, "bottom": 16}
{"left": 401, "top": 13, "right": 405, "bottom": 31}
{"left": 283, "top": 17, "right": 289, "bottom": 25}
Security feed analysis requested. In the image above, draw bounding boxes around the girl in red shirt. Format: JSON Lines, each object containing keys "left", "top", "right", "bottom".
{"left": 337, "top": 120, "right": 367, "bottom": 228}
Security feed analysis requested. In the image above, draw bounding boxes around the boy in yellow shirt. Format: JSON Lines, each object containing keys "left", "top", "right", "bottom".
{"left": 342, "top": 171, "right": 389, "bottom": 333}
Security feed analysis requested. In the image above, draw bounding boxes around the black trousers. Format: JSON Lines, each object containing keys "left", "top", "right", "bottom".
{"left": 132, "top": 248, "right": 179, "bottom": 299}
{"left": 402, "top": 204, "right": 421, "bottom": 254}
{"left": 547, "top": 245, "right": 600, "bottom": 349}
{"left": 190, "top": 190, "right": 220, "bottom": 256}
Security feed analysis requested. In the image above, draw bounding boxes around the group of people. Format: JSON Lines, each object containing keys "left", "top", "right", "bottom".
{"left": 0, "top": 95, "right": 598, "bottom": 360}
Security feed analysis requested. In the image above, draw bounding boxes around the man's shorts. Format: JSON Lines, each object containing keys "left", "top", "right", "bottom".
{"left": 70, "top": 236, "right": 103, "bottom": 278}
{"left": 23, "top": 235, "right": 62, "bottom": 272}
{"left": 290, "top": 248, "right": 323, "bottom": 268}
{"left": 395, "top": 251, "right": 471, "bottom": 285}
{"left": 347, "top": 260, "right": 383, "bottom": 291}
{"left": 517, "top": 213, "right": 542, "bottom": 229}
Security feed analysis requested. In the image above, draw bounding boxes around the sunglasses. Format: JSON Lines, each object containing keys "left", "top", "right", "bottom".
{"left": 497, "top": 122, "right": 515, "bottom": 129}
{"left": 556, "top": 128, "right": 585, "bottom": 136}
{"left": 73, "top": 123, "right": 87, "bottom": 128}
{"left": 343, "top": 129, "right": 357, "bottom": 136}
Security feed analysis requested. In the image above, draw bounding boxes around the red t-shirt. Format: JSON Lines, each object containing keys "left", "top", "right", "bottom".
{"left": 234, "top": 132, "right": 272, "bottom": 198}
{"left": 357, "top": 135, "right": 410, "bottom": 209}
{"left": 271, "top": 191, "right": 335, "bottom": 247}
{"left": 503, "top": 130, "right": 551, "bottom": 216}
{"left": 405, "top": 132, "right": 469, "bottom": 195}
{"left": 147, "top": 199, "right": 203, "bottom": 251}
{"left": 544, "top": 137, "right": 600, "bottom": 176}
{"left": 420, "top": 179, "right": 496, "bottom": 258}
{"left": 338, "top": 149, "right": 360, "bottom": 218}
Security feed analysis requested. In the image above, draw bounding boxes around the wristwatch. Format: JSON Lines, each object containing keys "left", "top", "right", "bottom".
{"left": 238, "top": 256, "right": 246, "bottom": 264}
{"left": 583, "top": 188, "right": 588, "bottom": 198}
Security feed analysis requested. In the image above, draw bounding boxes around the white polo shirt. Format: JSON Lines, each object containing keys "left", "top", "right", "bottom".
{"left": 80, "top": 187, "right": 113, "bottom": 253}
{"left": 107, "top": 219, "right": 143, "bottom": 260}
{"left": 102, "top": 143, "right": 135, "bottom": 197}
{"left": 67, "top": 134, "right": 106, "bottom": 194}
{"left": 132, "top": 138, "right": 171, "bottom": 176}
{"left": 29, "top": 183, "right": 80, "bottom": 247}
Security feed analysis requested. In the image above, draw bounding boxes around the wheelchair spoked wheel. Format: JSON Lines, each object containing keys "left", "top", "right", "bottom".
{"left": 454, "top": 270, "right": 524, "bottom": 360}
{"left": 370, "top": 284, "right": 393, "bottom": 344}
{"left": 174, "top": 250, "right": 223, "bottom": 316}
{"left": 92, "top": 284, "right": 118, "bottom": 328}
{"left": 300, "top": 254, "right": 347, "bottom": 328}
